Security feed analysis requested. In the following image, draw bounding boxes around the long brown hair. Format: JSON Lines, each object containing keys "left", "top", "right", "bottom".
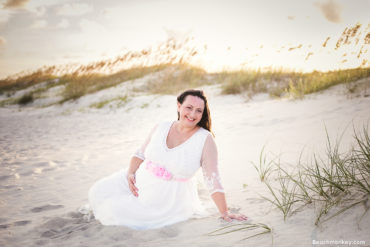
{"left": 177, "top": 89, "right": 214, "bottom": 135}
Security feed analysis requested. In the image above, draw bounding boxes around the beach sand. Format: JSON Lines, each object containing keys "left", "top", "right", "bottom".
{"left": 0, "top": 79, "right": 369, "bottom": 246}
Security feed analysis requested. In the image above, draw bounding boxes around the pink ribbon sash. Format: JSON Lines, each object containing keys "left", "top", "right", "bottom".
{"left": 146, "top": 160, "right": 188, "bottom": 182}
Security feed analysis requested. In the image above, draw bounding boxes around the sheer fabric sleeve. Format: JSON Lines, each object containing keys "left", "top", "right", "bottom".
{"left": 201, "top": 133, "right": 225, "bottom": 195}
{"left": 133, "top": 124, "right": 158, "bottom": 160}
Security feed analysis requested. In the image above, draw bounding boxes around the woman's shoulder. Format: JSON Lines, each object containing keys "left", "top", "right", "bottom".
{"left": 198, "top": 126, "right": 213, "bottom": 141}
{"left": 198, "top": 126, "right": 211, "bottom": 135}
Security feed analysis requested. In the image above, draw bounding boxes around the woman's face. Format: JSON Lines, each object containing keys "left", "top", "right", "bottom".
{"left": 177, "top": 95, "right": 205, "bottom": 128}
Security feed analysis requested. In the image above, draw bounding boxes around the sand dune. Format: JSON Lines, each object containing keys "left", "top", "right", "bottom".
{"left": 0, "top": 78, "right": 369, "bottom": 246}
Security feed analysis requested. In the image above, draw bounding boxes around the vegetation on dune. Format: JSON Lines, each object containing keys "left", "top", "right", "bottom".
{"left": 59, "top": 64, "right": 168, "bottom": 103}
{"left": 17, "top": 93, "right": 34, "bottom": 105}
{"left": 288, "top": 68, "right": 370, "bottom": 98}
{"left": 0, "top": 61, "right": 369, "bottom": 108}
{"left": 134, "top": 63, "right": 212, "bottom": 95}
{"left": 0, "top": 24, "right": 369, "bottom": 106}
{"left": 255, "top": 124, "right": 370, "bottom": 225}
{"left": 89, "top": 95, "right": 130, "bottom": 109}
{"left": 0, "top": 67, "right": 60, "bottom": 96}
{"left": 0, "top": 36, "right": 204, "bottom": 106}
{"left": 0, "top": 63, "right": 212, "bottom": 107}
{"left": 0, "top": 64, "right": 170, "bottom": 106}
{"left": 219, "top": 67, "right": 370, "bottom": 99}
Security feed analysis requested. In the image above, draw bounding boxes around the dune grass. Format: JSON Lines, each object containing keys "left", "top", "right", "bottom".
{"left": 0, "top": 64, "right": 169, "bottom": 105}
{"left": 17, "top": 93, "right": 34, "bottom": 105}
{"left": 59, "top": 64, "right": 168, "bottom": 103}
{"left": 0, "top": 63, "right": 210, "bottom": 105}
{"left": 1, "top": 62, "right": 369, "bottom": 107}
{"left": 256, "top": 124, "right": 370, "bottom": 225}
{"left": 134, "top": 63, "right": 212, "bottom": 95}
{"left": 252, "top": 145, "right": 275, "bottom": 182}
{"left": 89, "top": 95, "right": 130, "bottom": 109}
{"left": 219, "top": 67, "right": 370, "bottom": 99}
{"left": 0, "top": 68, "right": 57, "bottom": 94}
{"left": 206, "top": 222, "right": 272, "bottom": 242}
{"left": 0, "top": 36, "right": 205, "bottom": 103}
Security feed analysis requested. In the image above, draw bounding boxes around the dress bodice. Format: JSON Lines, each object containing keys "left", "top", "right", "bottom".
{"left": 144, "top": 121, "right": 209, "bottom": 180}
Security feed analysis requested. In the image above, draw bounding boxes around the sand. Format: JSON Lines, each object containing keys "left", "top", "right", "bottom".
{"left": 0, "top": 78, "right": 369, "bottom": 246}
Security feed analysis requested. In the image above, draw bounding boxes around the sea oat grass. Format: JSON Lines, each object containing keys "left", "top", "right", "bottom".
{"left": 60, "top": 65, "right": 168, "bottom": 102}
{"left": 257, "top": 124, "right": 370, "bottom": 225}
{"left": 219, "top": 67, "right": 370, "bottom": 98}
{"left": 261, "top": 170, "right": 300, "bottom": 220}
{"left": 287, "top": 67, "right": 370, "bottom": 98}
{"left": 140, "top": 63, "right": 211, "bottom": 95}
{"left": 2, "top": 65, "right": 369, "bottom": 105}
{"left": 252, "top": 145, "right": 275, "bottom": 182}
{"left": 219, "top": 70, "right": 267, "bottom": 95}
{"left": 0, "top": 69, "right": 57, "bottom": 93}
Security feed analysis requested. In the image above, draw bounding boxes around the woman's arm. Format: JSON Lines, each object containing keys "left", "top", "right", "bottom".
{"left": 201, "top": 134, "right": 248, "bottom": 221}
{"left": 127, "top": 124, "right": 158, "bottom": 197}
{"left": 127, "top": 156, "right": 144, "bottom": 197}
{"left": 211, "top": 192, "right": 248, "bottom": 221}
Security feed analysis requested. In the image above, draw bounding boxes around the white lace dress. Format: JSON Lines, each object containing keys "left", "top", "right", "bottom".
{"left": 88, "top": 121, "right": 224, "bottom": 230}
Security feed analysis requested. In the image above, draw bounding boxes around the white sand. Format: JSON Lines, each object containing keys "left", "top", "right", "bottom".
{"left": 0, "top": 78, "right": 369, "bottom": 246}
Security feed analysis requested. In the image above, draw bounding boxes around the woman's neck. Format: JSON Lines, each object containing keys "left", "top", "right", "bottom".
{"left": 174, "top": 121, "right": 198, "bottom": 134}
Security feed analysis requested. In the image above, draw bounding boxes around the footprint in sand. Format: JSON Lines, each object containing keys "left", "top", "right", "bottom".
{"left": 158, "top": 226, "right": 179, "bottom": 238}
{"left": 0, "top": 175, "right": 11, "bottom": 181}
{"left": 41, "top": 229, "right": 59, "bottom": 238}
{"left": 0, "top": 184, "right": 16, "bottom": 189}
{"left": 0, "top": 220, "right": 32, "bottom": 229}
{"left": 0, "top": 224, "right": 8, "bottom": 229}
{"left": 33, "top": 162, "right": 49, "bottom": 167}
{"left": 13, "top": 220, "right": 32, "bottom": 226}
{"left": 30, "top": 204, "right": 64, "bottom": 213}
{"left": 19, "top": 170, "right": 33, "bottom": 176}
{"left": 39, "top": 216, "right": 90, "bottom": 239}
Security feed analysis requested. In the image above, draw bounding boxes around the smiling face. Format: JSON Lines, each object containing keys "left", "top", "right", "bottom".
{"left": 177, "top": 95, "right": 205, "bottom": 128}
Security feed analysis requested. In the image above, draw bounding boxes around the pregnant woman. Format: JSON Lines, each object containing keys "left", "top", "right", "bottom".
{"left": 88, "top": 89, "right": 248, "bottom": 230}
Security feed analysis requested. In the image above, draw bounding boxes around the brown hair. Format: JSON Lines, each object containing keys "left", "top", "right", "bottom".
{"left": 177, "top": 89, "right": 213, "bottom": 135}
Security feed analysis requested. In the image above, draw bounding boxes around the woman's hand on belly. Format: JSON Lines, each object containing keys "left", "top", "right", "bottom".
{"left": 127, "top": 173, "right": 139, "bottom": 197}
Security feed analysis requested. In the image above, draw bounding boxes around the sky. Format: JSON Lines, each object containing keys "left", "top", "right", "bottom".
{"left": 0, "top": 0, "right": 369, "bottom": 79}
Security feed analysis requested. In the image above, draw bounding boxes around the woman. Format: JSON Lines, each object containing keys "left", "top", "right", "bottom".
{"left": 88, "top": 89, "right": 248, "bottom": 230}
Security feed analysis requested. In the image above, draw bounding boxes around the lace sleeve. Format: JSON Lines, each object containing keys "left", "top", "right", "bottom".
{"left": 133, "top": 124, "right": 158, "bottom": 160}
{"left": 201, "top": 133, "right": 225, "bottom": 195}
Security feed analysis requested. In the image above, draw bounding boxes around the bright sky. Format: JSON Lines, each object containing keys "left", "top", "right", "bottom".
{"left": 0, "top": 0, "right": 369, "bottom": 79}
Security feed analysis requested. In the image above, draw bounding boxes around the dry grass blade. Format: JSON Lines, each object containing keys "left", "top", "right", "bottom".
{"left": 206, "top": 222, "right": 272, "bottom": 242}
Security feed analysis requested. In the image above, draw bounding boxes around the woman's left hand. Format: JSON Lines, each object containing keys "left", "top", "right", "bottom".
{"left": 221, "top": 211, "right": 248, "bottom": 222}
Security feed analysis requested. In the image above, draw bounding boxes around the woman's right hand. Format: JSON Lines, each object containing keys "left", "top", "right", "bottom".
{"left": 127, "top": 173, "right": 139, "bottom": 197}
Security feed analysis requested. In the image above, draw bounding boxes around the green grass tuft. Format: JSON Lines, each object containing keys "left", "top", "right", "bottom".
{"left": 89, "top": 95, "right": 130, "bottom": 109}
{"left": 256, "top": 124, "right": 370, "bottom": 225}
{"left": 17, "top": 93, "right": 34, "bottom": 105}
